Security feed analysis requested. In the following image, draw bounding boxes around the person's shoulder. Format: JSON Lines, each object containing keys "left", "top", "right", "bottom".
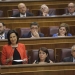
{"left": 62, "top": 14, "right": 67, "bottom": 16}
{"left": 73, "top": 12, "right": 75, "bottom": 15}
{"left": 63, "top": 56, "right": 72, "bottom": 62}
{"left": 3, "top": 44, "right": 10, "bottom": 48}
{"left": 39, "top": 32, "right": 44, "bottom": 37}
{"left": 26, "top": 11, "right": 34, "bottom": 16}
{"left": 21, "top": 32, "right": 30, "bottom": 38}
{"left": 52, "top": 33, "right": 58, "bottom": 37}
{"left": 67, "top": 33, "right": 72, "bottom": 36}
{"left": 18, "top": 43, "right": 24, "bottom": 46}
{"left": 49, "top": 60, "right": 53, "bottom": 63}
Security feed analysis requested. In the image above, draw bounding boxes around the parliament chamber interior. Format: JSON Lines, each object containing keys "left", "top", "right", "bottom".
{"left": 0, "top": 0, "right": 75, "bottom": 75}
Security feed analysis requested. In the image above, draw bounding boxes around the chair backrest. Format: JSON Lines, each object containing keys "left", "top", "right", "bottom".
{"left": 61, "top": 48, "right": 71, "bottom": 61}
{"left": 5, "top": 28, "right": 10, "bottom": 34}
{"left": 55, "top": 8, "right": 67, "bottom": 15}
{"left": 0, "top": 10, "right": 3, "bottom": 17}
{"left": 49, "top": 8, "right": 56, "bottom": 15}
{"left": 15, "top": 28, "right": 30, "bottom": 37}
{"left": 70, "top": 25, "right": 75, "bottom": 36}
{"left": 40, "top": 26, "right": 59, "bottom": 37}
{"left": 12, "top": 9, "right": 19, "bottom": 16}
{"left": 49, "top": 26, "right": 59, "bottom": 36}
{"left": 30, "top": 49, "right": 55, "bottom": 63}
{"left": 12, "top": 8, "right": 29, "bottom": 16}
{"left": 40, "top": 27, "right": 50, "bottom": 37}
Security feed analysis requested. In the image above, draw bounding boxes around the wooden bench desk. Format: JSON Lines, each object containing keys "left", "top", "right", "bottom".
{"left": 1, "top": 63, "right": 75, "bottom": 75}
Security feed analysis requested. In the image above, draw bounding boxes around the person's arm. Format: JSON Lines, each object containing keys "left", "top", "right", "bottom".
{"left": 50, "top": 60, "right": 53, "bottom": 63}
{"left": 1, "top": 46, "right": 13, "bottom": 65}
{"left": 33, "top": 60, "right": 37, "bottom": 64}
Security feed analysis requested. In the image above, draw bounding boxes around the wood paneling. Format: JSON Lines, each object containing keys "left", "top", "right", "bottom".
{"left": 0, "top": 16, "right": 75, "bottom": 29}
{"left": 0, "top": 1, "right": 75, "bottom": 16}
{"left": 1, "top": 63, "right": 75, "bottom": 75}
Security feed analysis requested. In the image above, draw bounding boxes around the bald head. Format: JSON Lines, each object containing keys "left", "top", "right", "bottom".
{"left": 71, "top": 45, "right": 75, "bottom": 51}
{"left": 18, "top": 3, "right": 27, "bottom": 15}
{"left": 68, "top": 2, "right": 75, "bottom": 7}
{"left": 68, "top": 2, "right": 75, "bottom": 14}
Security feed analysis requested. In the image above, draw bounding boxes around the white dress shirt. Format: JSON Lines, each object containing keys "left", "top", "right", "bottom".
{"left": 0, "top": 33, "right": 5, "bottom": 39}
{"left": 73, "top": 57, "right": 75, "bottom": 62}
{"left": 69, "top": 12, "right": 75, "bottom": 15}
{"left": 20, "top": 13, "right": 26, "bottom": 17}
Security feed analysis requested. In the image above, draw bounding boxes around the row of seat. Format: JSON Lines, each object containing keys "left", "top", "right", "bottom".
{"left": 0, "top": 48, "right": 72, "bottom": 64}
{"left": 4, "top": 25, "right": 75, "bottom": 38}
{"left": 0, "top": 0, "right": 75, "bottom": 17}
{"left": 0, "top": 8, "right": 68, "bottom": 17}
{"left": 15, "top": 25, "right": 75, "bottom": 37}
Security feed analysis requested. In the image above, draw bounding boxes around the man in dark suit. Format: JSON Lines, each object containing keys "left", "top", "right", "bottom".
{"left": 63, "top": 2, "right": 75, "bottom": 16}
{"left": 21, "top": 22, "right": 44, "bottom": 38}
{"left": 63, "top": 45, "right": 75, "bottom": 62}
{"left": 12, "top": 3, "right": 33, "bottom": 17}
{"left": 0, "top": 22, "right": 7, "bottom": 39}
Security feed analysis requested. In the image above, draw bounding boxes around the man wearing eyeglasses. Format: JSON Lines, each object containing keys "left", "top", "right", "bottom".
{"left": 63, "top": 45, "right": 75, "bottom": 62}
{"left": 63, "top": 2, "right": 75, "bottom": 16}
{"left": 21, "top": 22, "right": 44, "bottom": 38}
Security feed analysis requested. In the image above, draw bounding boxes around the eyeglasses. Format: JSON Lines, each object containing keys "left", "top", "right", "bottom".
{"left": 31, "top": 27, "right": 38, "bottom": 29}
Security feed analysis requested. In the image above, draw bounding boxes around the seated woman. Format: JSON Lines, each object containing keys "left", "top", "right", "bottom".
{"left": 33, "top": 47, "right": 53, "bottom": 64}
{"left": 1, "top": 30, "right": 28, "bottom": 65}
{"left": 52, "top": 23, "right": 72, "bottom": 37}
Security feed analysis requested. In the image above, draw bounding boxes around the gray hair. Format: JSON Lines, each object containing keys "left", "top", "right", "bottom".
{"left": 71, "top": 45, "right": 75, "bottom": 50}
{"left": 40, "top": 4, "right": 49, "bottom": 10}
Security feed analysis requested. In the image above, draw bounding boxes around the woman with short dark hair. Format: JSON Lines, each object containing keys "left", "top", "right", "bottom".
{"left": 33, "top": 47, "right": 53, "bottom": 64}
{"left": 1, "top": 30, "right": 28, "bottom": 65}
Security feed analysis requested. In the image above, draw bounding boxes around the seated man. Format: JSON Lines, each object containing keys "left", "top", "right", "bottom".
{"left": 12, "top": 3, "right": 34, "bottom": 17}
{"left": 0, "top": 22, "right": 7, "bottom": 39}
{"left": 39, "top": 4, "right": 55, "bottom": 16}
{"left": 21, "top": 22, "right": 44, "bottom": 38}
{"left": 63, "top": 45, "right": 75, "bottom": 62}
{"left": 63, "top": 2, "right": 75, "bottom": 15}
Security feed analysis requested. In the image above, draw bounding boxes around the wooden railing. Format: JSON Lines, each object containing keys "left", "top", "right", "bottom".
{"left": 1, "top": 63, "right": 75, "bottom": 75}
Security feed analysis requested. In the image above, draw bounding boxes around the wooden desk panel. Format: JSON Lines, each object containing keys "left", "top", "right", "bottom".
{"left": 0, "top": 1, "right": 74, "bottom": 8}
{"left": 0, "top": 37, "right": 75, "bottom": 49}
{"left": 0, "top": 16, "right": 75, "bottom": 29}
{"left": 1, "top": 63, "right": 75, "bottom": 75}
{"left": 0, "top": 1, "right": 75, "bottom": 17}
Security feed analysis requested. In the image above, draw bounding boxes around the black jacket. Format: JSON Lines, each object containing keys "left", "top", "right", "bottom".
{"left": 21, "top": 31, "right": 44, "bottom": 38}
{"left": 63, "top": 56, "right": 73, "bottom": 62}
{"left": 12, "top": 11, "right": 34, "bottom": 17}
